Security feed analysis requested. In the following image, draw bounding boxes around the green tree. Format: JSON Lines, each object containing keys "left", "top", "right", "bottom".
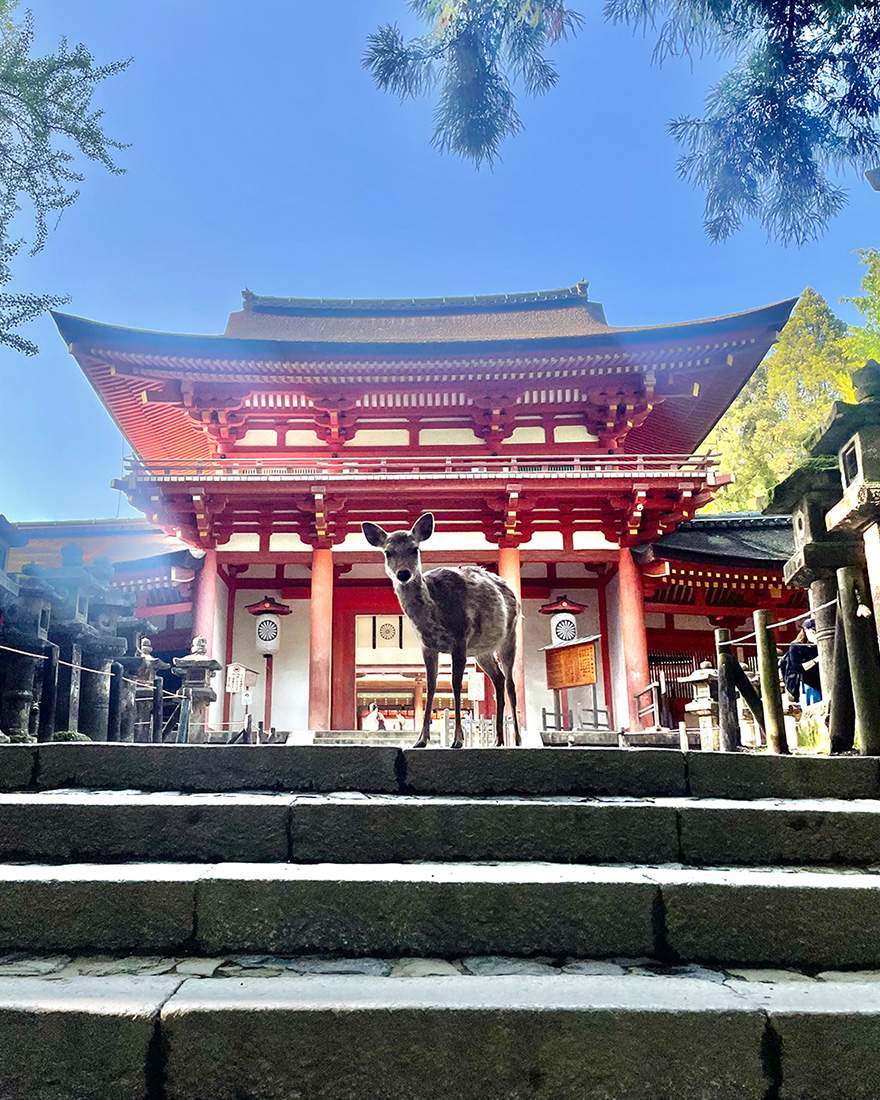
{"left": 0, "top": 9, "right": 128, "bottom": 354}
{"left": 703, "top": 286, "right": 854, "bottom": 512}
{"left": 367, "top": 1, "right": 880, "bottom": 244}
{"left": 843, "top": 247, "right": 880, "bottom": 363}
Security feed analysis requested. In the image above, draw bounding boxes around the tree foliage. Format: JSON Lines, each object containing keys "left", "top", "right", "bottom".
{"left": 363, "top": 1, "right": 583, "bottom": 167}
{"left": 606, "top": 0, "right": 880, "bottom": 245}
{"left": 368, "top": 1, "right": 880, "bottom": 243}
{"left": 0, "top": 9, "right": 128, "bottom": 354}
{"left": 703, "top": 286, "right": 854, "bottom": 512}
{"left": 842, "top": 246, "right": 880, "bottom": 363}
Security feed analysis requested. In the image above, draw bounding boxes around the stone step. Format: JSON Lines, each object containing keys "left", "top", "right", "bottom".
{"left": 3, "top": 742, "right": 880, "bottom": 799}
{"left": 3, "top": 862, "right": 880, "bottom": 968}
{"left": 1, "top": 972, "right": 879, "bottom": 1099}
{"left": 4, "top": 791, "right": 880, "bottom": 867}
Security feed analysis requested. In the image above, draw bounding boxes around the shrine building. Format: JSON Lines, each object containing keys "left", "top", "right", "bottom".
{"left": 52, "top": 285, "right": 798, "bottom": 737}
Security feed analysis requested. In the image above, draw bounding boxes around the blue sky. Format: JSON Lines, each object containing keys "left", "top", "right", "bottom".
{"left": 1, "top": 0, "right": 878, "bottom": 522}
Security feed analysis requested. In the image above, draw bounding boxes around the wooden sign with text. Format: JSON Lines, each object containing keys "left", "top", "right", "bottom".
{"left": 545, "top": 639, "right": 597, "bottom": 690}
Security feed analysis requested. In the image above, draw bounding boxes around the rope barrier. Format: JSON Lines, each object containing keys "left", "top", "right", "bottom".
{"left": 0, "top": 641, "right": 188, "bottom": 699}
{"left": 717, "top": 598, "right": 839, "bottom": 648}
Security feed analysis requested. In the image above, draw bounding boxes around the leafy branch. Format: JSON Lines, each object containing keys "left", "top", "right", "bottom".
{"left": 0, "top": 8, "right": 129, "bottom": 353}
{"left": 363, "top": 1, "right": 583, "bottom": 168}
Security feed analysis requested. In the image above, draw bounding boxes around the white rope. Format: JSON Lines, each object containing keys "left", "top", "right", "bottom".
{"left": 718, "top": 598, "right": 839, "bottom": 647}
{"left": 0, "top": 641, "right": 187, "bottom": 698}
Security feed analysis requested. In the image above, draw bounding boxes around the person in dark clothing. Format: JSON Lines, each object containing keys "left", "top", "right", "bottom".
{"left": 781, "top": 618, "right": 822, "bottom": 705}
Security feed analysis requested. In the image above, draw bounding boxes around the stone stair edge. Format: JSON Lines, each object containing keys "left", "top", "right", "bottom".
{"left": 6, "top": 792, "right": 880, "bottom": 869}
{"left": 1, "top": 973, "right": 878, "bottom": 1100}
{"left": 1, "top": 742, "right": 879, "bottom": 800}
{"left": 5, "top": 861, "right": 880, "bottom": 969}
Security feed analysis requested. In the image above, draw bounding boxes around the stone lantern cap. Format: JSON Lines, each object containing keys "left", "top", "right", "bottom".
{"left": 678, "top": 660, "right": 718, "bottom": 685}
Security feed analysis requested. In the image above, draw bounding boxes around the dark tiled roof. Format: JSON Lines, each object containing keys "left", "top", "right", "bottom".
{"left": 241, "top": 284, "right": 595, "bottom": 316}
{"left": 645, "top": 513, "right": 794, "bottom": 567}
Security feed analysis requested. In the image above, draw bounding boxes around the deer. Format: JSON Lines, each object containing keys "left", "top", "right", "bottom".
{"left": 362, "top": 512, "right": 522, "bottom": 749}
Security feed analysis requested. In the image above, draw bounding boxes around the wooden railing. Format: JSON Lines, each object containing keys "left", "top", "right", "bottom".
{"left": 123, "top": 453, "right": 721, "bottom": 484}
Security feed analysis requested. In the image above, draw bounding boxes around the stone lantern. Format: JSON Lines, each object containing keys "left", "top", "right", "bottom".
{"left": 678, "top": 661, "right": 719, "bottom": 752}
{"left": 173, "top": 635, "right": 222, "bottom": 743}
{"left": 818, "top": 362, "right": 880, "bottom": 643}
{"left": 766, "top": 460, "right": 863, "bottom": 695}
{"left": 0, "top": 566, "right": 59, "bottom": 742}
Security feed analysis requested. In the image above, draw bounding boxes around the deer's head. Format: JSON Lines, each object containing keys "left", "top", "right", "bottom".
{"left": 362, "top": 513, "right": 434, "bottom": 587}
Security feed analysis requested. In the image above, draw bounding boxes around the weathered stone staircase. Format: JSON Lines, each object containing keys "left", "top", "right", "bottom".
{"left": 2, "top": 743, "right": 880, "bottom": 1098}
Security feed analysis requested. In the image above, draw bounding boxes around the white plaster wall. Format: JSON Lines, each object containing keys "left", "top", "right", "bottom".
{"left": 520, "top": 531, "right": 563, "bottom": 550}
{"left": 216, "top": 533, "right": 259, "bottom": 552}
{"left": 521, "top": 591, "right": 604, "bottom": 735}
{"left": 349, "top": 429, "right": 409, "bottom": 446}
{"left": 673, "top": 614, "right": 715, "bottom": 632}
{"left": 340, "top": 529, "right": 495, "bottom": 552}
{"left": 270, "top": 598, "right": 311, "bottom": 731}
{"left": 604, "top": 573, "right": 627, "bottom": 731}
{"left": 418, "top": 428, "right": 481, "bottom": 446}
{"left": 225, "top": 591, "right": 310, "bottom": 732}
{"left": 239, "top": 430, "right": 276, "bottom": 447}
{"left": 270, "top": 533, "right": 308, "bottom": 551}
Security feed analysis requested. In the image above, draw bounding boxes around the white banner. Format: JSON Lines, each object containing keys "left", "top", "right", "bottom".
{"left": 466, "top": 670, "right": 485, "bottom": 701}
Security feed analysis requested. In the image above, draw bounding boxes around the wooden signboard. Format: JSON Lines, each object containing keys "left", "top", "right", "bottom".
{"left": 544, "top": 638, "right": 597, "bottom": 690}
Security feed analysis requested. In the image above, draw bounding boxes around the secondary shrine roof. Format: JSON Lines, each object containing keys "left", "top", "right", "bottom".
{"left": 6, "top": 518, "right": 192, "bottom": 572}
{"left": 642, "top": 514, "right": 794, "bottom": 568}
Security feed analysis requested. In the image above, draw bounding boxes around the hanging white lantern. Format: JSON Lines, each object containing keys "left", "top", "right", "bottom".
{"left": 245, "top": 596, "right": 292, "bottom": 655}
{"left": 551, "top": 611, "right": 579, "bottom": 644}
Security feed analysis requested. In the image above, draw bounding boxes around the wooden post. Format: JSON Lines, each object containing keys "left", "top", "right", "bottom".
{"left": 107, "top": 662, "right": 124, "bottom": 743}
{"left": 829, "top": 606, "right": 855, "bottom": 753}
{"left": 497, "top": 543, "right": 525, "bottom": 739}
{"left": 38, "top": 642, "right": 59, "bottom": 742}
{"left": 413, "top": 677, "right": 424, "bottom": 732}
{"left": 619, "top": 547, "right": 650, "bottom": 731}
{"left": 152, "top": 676, "right": 164, "bottom": 743}
{"left": 754, "top": 610, "right": 788, "bottom": 754}
{"left": 308, "top": 546, "right": 334, "bottom": 730}
{"left": 810, "top": 576, "right": 838, "bottom": 699}
{"left": 715, "top": 628, "right": 739, "bottom": 752}
{"left": 176, "top": 688, "right": 192, "bottom": 744}
{"left": 731, "top": 661, "right": 766, "bottom": 739}
{"left": 192, "top": 548, "right": 218, "bottom": 655}
{"left": 837, "top": 565, "right": 880, "bottom": 755}
{"left": 264, "top": 654, "right": 273, "bottom": 731}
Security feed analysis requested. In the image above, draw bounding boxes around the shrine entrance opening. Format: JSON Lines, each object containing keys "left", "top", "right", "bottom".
{"left": 353, "top": 613, "right": 488, "bottom": 733}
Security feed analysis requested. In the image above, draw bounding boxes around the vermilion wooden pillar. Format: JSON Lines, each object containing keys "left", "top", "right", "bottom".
{"left": 192, "top": 548, "right": 218, "bottom": 655}
{"left": 308, "top": 547, "right": 334, "bottom": 730}
{"left": 619, "top": 546, "right": 650, "bottom": 730}
{"left": 497, "top": 544, "right": 526, "bottom": 728}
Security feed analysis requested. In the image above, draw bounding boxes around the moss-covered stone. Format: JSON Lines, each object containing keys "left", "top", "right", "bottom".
{"left": 796, "top": 702, "right": 831, "bottom": 754}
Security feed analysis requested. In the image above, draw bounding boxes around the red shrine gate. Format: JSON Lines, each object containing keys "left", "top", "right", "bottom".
{"left": 53, "top": 285, "right": 797, "bottom": 734}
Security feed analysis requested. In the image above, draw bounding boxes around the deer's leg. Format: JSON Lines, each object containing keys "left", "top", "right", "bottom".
{"left": 476, "top": 653, "right": 507, "bottom": 748}
{"left": 450, "top": 643, "right": 467, "bottom": 749}
{"left": 500, "top": 634, "right": 522, "bottom": 747}
{"left": 414, "top": 648, "right": 438, "bottom": 749}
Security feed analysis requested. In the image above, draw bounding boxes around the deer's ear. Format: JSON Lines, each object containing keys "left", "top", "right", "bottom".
{"left": 411, "top": 513, "right": 434, "bottom": 544}
{"left": 362, "top": 522, "right": 389, "bottom": 549}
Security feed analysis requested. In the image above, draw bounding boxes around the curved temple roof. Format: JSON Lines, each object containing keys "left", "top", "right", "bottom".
{"left": 52, "top": 289, "right": 797, "bottom": 462}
